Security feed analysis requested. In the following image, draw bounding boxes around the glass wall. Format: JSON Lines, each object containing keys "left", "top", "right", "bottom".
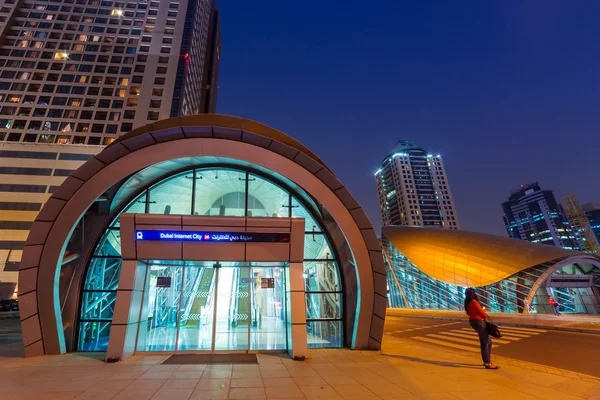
{"left": 383, "top": 238, "right": 600, "bottom": 316}
{"left": 78, "top": 166, "right": 343, "bottom": 351}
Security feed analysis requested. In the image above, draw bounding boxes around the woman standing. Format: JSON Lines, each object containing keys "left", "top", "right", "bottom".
{"left": 548, "top": 296, "right": 561, "bottom": 316}
{"left": 465, "top": 288, "right": 498, "bottom": 369}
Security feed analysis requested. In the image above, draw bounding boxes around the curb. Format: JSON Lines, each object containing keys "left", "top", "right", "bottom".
{"left": 386, "top": 313, "right": 600, "bottom": 335}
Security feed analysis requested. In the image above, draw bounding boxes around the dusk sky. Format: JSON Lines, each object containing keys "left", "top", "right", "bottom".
{"left": 216, "top": 1, "right": 600, "bottom": 236}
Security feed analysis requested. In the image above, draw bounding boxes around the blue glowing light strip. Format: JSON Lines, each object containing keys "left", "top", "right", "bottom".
{"left": 134, "top": 230, "right": 290, "bottom": 243}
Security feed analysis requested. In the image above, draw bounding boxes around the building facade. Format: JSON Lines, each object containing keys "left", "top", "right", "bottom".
{"left": 383, "top": 226, "right": 600, "bottom": 315}
{"left": 0, "top": 0, "right": 220, "bottom": 293}
{"left": 17, "top": 114, "right": 386, "bottom": 359}
{"left": 562, "top": 196, "right": 600, "bottom": 254}
{"left": 375, "top": 140, "right": 459, "bottom": 229}
{"left": 583, "top": 203, "right": 600, "bottom": 246}
{"left": 502, "top": 182, "right": 579, "bottom": 250}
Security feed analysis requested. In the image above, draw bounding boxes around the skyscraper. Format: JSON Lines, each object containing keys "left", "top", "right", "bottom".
{"left": 502, "top": 182, "right": 579, "bottom": 250}
{"left": 375, "top": 140, "right": 459, "bottom": 229}
{"left": 0, "top": 0, "right": 220, "bottom": 294}
{"left": 562, "top": 196, "right": 600, "bottom": 254}
{"left": 582, "top": 202, "right": 600, "bottom": 245}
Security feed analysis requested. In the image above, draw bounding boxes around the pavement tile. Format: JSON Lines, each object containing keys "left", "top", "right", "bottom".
{"left": 264, "top": 386, "right": 305, "bottom": 398}
{"left": 233, "top": 370, "right": 262, "bottom": 379}
{"left": 177, "top": 364, "right": 207, "bottom": 372}
{"left": 228, "top": 387, "right": 266, "bottom": 399}
{"left": 171, "top": 370, "right": 203, "bottom": 380}
{"left": 202, "top": 370, "right": 232, "bottom": 379}
{"left": 231, "top": 378, "right": 264, "bottom": 388}
{"left": 162, "top": 378, "right": 199, "bottom": 389}
{"left": 113, "top": 389, "right": 158, "bottom": 400}
{"left": 205, "top": 365, "right": 233, "bottom": 372}
{"left": 0, "top": 391, "right": 82, "bottom": 400}
{"left": 196, "top": 378, "right": 231, "bottom": 390}
{"left": 260, "top": 368, "right": 291, "bottom": 378}
{"left": 449, "top": 389, "right": 541, "bottom": 400}
{"left": 74, "top": 390, "right": 123, "bottom": 400}
{"left": 292, "top": 375, "right": 327, "bottom": 386}
{"left": 127, "top": 379, "right": 167, "bottom": 390}
{"left": 190, "top": 388, "right": 229, "bottom": 399}
{"left": 298, "top": 384, "right": 342, "bottom": 399}
{"left": 111, "top": 371, "right": 147, "bottom": 380}
{"left": 262, "top": 377, "right": 296, "bottom": 388}
{"left": 330, "top": 383, "right": 378, "bottom": 397}
{"left": 151, "top": 388, "right": 194, "bottom": 400}
{"left": 413, "top": 393, "right": 463, "bottom": 400}
{"left": 323, "top": 375, "right": 358, "bottom": 385}
{"left": 88, "top": 379, "right": 135, "bottom": 391}
{"left": 549, "top": 379, "right": 600, "bottom": 398}
{"left": 140, "top": 371, "right": 174, "bottom": 380}
{"left": 285, "top": 367, "right": 319, "bottom": 377}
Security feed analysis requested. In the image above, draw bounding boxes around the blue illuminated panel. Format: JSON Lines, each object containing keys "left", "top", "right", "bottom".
{"left": 135, "top": 230, "right": 290, "bottom": 243}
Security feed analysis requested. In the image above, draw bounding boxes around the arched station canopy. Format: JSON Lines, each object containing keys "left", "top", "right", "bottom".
{"left": 18, "top": 114, "right": 385, "bottom": 357}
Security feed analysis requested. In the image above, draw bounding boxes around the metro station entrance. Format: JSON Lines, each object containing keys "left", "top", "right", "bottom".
{"left": 135, "top": 261, "right": 288, "bottom": 353}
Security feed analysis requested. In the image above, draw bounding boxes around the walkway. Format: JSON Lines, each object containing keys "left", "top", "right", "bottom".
{"left": 0, "top": 337, "right": 597, "bottom": 399}
{"left": 387, "top": 308, "right": 600, "bottom": 333}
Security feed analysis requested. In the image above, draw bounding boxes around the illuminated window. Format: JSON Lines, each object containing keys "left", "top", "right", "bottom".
{"left": 53, "top": 52, "right": 69, "bottom": 60}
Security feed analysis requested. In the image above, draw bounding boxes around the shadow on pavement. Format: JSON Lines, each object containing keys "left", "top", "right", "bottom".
{"left": 0, "top": 317, "right": 24, "bottom": 358}
{"left": 381, "top": 353, "right": 482, "bottom": 369}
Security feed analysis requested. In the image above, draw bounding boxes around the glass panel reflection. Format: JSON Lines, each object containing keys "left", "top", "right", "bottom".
{"left": 304, "top": 261, "right": 340, "bottom": 292}
{"left": 110, "top": 192, "right": 146, "bottom": 228}
{"left": 304, "top": 233, "right": 334, "bottom": 260}
{"left": 84, "top": 258, "right": 122, "bottom": 290}
{"left": 93, "top": 229, "right": 121, "bottom": 257}
{"left": 149, "top": 172, "right": 193, "bottom": 215}
{"left": 178, "top": 263, "right": 215, "bottom": 351}
{"left": 248, "top": 174, "right": 289, "bottom": 218}
{"left": 137, "top": 263, "right": 182, "bottom": 351}
{"left": 78, "top": 321, "right": 111, "bottom": 351}
{"left": 214, "top": 266, "right": 250, "bottom": 351}
{"left": 306, "top": 293, "right": 342, "bottom": 319}
{"left": 250, "top": 266, "right": 287, "bottom": 350}
{"left": 80, "top": 291, "right": 116, "bottom": 320}
{"left": 292, "top": 197, "right": 321, "bottom": 232}
{"left": 307, "top": 320, "right": 342, "bottom": 348}
{"left": 195, "top": 169, "right": 246, "bottom": 216}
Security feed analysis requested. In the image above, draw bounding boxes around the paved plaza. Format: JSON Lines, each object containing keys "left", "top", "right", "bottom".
{"left": 0, "top": 329, "right": 597, "bottom": 400}
{"left": 387, "top": 308, "right": 600, "bottom": 333}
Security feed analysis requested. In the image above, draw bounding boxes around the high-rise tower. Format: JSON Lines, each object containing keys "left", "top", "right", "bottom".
{"left": 562, "top": 196, "right": 600, "bottom": 254}
{"left": 375, "top": 140, "right": 459, "bottom": 229}
{"left": 0, "top": 0, "right": 220, "bottom": 294}
{"left": 502, "top": 182, "right": 579, "bottom": 250}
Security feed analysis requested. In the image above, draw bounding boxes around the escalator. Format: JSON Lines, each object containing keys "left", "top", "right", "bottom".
{"left": 183, "top": 268, "right": 215, "bottom": 327}
{"left": 233, "top": 268, "right": 250, "bottom": 327}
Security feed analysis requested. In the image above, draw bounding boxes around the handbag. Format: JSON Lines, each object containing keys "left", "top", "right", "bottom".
{"left": 486, "top": 317, "right": 503, "bottom": 339}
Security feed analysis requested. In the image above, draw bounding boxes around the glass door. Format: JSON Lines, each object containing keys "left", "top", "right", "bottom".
{"left": 250, "top": 266, "right": 287, "bottom": 350}
{"left": 136, "top": 261, "right": 288, "bottom": 353}
{"left": 136, "top": 261, "right": 183, "bottom": 352}
{"left": 214, "top": 266, "right": 250, "bottom": 351}
{"left": 178, "top": 262, "right": 215, "bottom": 351}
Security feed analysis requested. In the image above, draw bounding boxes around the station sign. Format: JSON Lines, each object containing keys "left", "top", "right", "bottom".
{"left": 135, "top": 230, "right": 290, "bottom": 243}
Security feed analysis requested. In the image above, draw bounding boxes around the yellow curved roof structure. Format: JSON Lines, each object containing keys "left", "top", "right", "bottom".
{"left": 108, "top": 113, "right": 332, "bottom": 173}
{"left": 382, "top": 225, "right": 583, "bottom": 287}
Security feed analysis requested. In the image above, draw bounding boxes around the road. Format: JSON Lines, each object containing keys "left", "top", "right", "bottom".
{"left": 385, "top": 315, "right": 599, "bottom": 377}
{"left": 0, "top": 318, "right": 23, "bottom": 357}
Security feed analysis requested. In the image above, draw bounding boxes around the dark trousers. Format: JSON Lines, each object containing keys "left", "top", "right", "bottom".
{"left": 552, "top": 304, "right": 560, "bottom": 316}
{"left": 469, "top": 319, "right": 491, "bottom": 364}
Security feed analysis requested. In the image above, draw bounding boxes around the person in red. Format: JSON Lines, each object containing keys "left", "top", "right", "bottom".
{"left": 548, "top": 296, "right": 561, "bottom": 316}
{"left": 465, "top": 288, "right": 498, "bottom": 369}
